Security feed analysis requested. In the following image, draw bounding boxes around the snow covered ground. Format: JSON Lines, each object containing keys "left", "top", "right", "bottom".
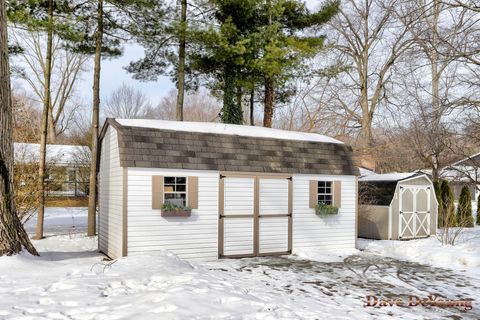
{"left": 358, "top": 227, "right": 480, "bottom": 271}
{"left": 1, "top": 207, "right": 479, "bottom": 319}
{"left": 24, "top": 207, "right": 88, "bottom": 235}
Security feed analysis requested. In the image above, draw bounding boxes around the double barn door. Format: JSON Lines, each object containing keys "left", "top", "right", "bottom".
{"left": 399, "top": 185, "right": 431, "bottom": 239}
{"left": 219, "top": 174, "right": 292, "bottom": 258}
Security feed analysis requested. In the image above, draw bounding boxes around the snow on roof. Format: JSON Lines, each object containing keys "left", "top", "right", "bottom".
{"left": 440, "top": 167, "right": 480, "bottom": 183}
{"left": 359, "top": 172, "right": 420, "bottom": 182}
{"left": 115, "top": 119, "right": 343, "bottom": 144}
{"left": 450, "top": 151, "right": 480, "bottom": 167}
{"left": 358, "top": 167, "right": 376, "bottom": 177}
{"left": 14, "top": 143, "right": 91, "bottom": 166}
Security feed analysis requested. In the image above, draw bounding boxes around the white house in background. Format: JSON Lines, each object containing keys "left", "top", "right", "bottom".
{"left": 440, "top": 153, "right": 480, "bottom": 211}
{"left": 98, "top": 118, "right": 359, "bottom": 261}
{"left": 14, "top": 142, "right": 91, "bottom": 197}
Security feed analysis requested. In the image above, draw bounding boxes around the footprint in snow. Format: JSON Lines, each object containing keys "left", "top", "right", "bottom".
{"left": 150, "top": 304, "right": 178, "bottom": 313}
{"left": 60, "top": 301, "right": 79, "bottom": 307}
{"left": 48, "top": 282, "right": 76, "bottom": 292}
{"left": 38, "top": 297, "right": 55, "bottom": 305}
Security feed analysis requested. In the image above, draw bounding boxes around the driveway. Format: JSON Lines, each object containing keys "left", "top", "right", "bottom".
{"left": 206, "top": 254, "right": 479, "bottom": 319}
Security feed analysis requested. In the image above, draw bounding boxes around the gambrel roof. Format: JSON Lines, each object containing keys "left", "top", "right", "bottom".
{"left": 99, "top": 118, "right": 359, "bottom": 176}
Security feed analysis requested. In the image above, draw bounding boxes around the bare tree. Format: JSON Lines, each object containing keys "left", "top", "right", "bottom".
{"left": 11, "top": 31, "right": 89, "bottom": 143}
{"left": 12, "top": 90, "right": 41, "bottom": 143}
{"left": 389, "top": 0, "right": 479, "bottom": 180}
{"left": 145, "top": 89, "right": 220, "bottom": 122}
{"left": 103, "top": 83, "right": 151, "bottom": 119}
{"left": 0, "top": 0, "right": 38, "bottom": 256}
{"left": 323, "top": 0, "right": 417, "bottom": 149}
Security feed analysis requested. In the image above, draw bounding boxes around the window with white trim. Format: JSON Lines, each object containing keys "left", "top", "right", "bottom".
{"left": 164, "top": 177, "right": 187, "bottom": 206}
{"left": 317, "top": 181, "right": 333, "bottom": 205}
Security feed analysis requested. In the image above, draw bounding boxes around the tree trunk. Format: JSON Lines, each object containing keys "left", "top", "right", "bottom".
{"left": 431, "top": 153, "right": 439, "bottom": 182}
{"left": 430, "top": 0, "right": 441, "bottom": 181}
{"left": 263, "top": 78, "right": 274, "bottom": 128}
{"left": 47, "top": 111, "right": 56, "bottom": 144}
{"left": 0, "top": 0, "right": 38, "bottom": 256}
{"left": 221, "top": 69, "right": 243, "bottom": 124}
{"left": 35, "top": 0, "right": 54, "bottom": 240}
{"left": 175, "top": 0, "right": 187, "bottom": 121}
{"left": 249, "top": 87, "right": 254, "bottom": 126}
{"left": 236, "top": 85, "right": 242, "bottom": 121}
{"left": 359, "top": 114, "right": 373, "bottom": 149}
{"left": 87, "top": 0, "right": 103, "bottom": 237}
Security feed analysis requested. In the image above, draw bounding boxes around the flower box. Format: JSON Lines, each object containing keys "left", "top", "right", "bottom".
{"left": 161, "top": 209, "right": 191, "bottom": 217}
{"left": 315, "top": 203, "right": 339, "bottom": 216}
{"left": 160, "top": 203, "right": 191, "bottom": 217}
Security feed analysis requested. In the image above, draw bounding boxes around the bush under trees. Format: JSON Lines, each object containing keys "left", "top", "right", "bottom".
{"left": 438, "top": 180, "right": 456, "bottom": 228}
{"left": 457, "top": 186, "right": 474, "bottom": 227}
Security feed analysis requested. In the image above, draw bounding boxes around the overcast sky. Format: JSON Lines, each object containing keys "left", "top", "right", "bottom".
{"left": 71, "top": 0, "right": 321, "bottom": 107}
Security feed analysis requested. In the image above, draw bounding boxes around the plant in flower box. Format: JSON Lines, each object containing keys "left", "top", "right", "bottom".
{"left": 315, "top": 202, "right": 339, "bottom": 216}
{"left": 161, "top": 203, "right": 191, "bottom": 217}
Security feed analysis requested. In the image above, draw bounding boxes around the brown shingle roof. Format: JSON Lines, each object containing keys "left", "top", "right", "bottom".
{"left": 100, "top": 119, "right": 359, "bottom": 175}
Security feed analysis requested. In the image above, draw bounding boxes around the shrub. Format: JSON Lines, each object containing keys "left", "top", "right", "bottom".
{"left": 439, "top": 180, "right": 455, "bottom": 227}
{"left": 457, "top": 186, "right": 474, "bottom": 227}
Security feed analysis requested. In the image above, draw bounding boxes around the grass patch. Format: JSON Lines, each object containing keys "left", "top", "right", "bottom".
{"left": 45, "top": 197, "right": 88, "bottom": 207}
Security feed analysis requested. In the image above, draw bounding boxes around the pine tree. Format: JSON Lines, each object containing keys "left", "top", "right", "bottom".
{"left": 256, "top": 0, "right": 340, "bottom": 127}
{"left": 70, "top": 0, "right": 164, "bottom": 236}
{"left": 457, "top": 186, "right": 474, "bottom": 227}
{"left": 440, "top": 180, "right": 456, "bottom": 227}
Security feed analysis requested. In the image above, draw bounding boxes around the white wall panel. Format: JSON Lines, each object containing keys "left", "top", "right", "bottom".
{"left": 223, "top": 218, "right": 254, "bottom": 256}
{"left": 259, "top": 217, "right": 288, "bottom": 253}
{"left": 98, "top": 127, "right": 124, "bottom": 259}
{"left": 223, "top": 178, "right": 254, "bottom": 215}
{"left": 127, "top": 168, "right": 219, "bottom": 261}
{"left": 259, "top": 179, "right": 289, "bottom": 215}
{"left": 292, "top": 175, "right": 357, "bottom": 251}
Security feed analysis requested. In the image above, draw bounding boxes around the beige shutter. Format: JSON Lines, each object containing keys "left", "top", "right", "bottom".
{"left": 309, "top": 180, "right": 317, "bottom": 208}
{"left": 333, "top": 180, "right": 342, "bottom": 208}
{"left": 187, "top": 176, "right": 199, "bottom": 209}
{"left": 152, "top": 175, "right": 164, "bottom": 209}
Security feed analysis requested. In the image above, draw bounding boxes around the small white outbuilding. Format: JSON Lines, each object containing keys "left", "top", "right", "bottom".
{"left": 358, "top": 172, "right": 438, "bottom": 240}
{"left": 97, "top": 119, "right": 359, "bottom": 261}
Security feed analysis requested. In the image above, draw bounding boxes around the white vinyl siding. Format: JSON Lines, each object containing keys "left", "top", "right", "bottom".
{"left": 292, "top": 175, "right": 357, "bottom": 251}
{"left": 259, "top": 179, "right": 288, "bottom": 215}
{"left": 223, "top": 177, "right": 254, "bottom": 215}
{"left": 259, "top": 217, "right": 289, "bottom": 253}
{"left": 127, "top": 168, "right": 219, "bottom": 261}
{"left": 98, "top": 127, "right": 124, "bottom": 259}
{"left": 223, "top": 218, "right": 254, "bottom": 256}
{"left": 222, "top": 177, "right": 255, "bottom": 256}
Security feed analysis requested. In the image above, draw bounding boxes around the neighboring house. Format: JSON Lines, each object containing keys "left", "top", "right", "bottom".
{"left": 440, "top": 152, "right": 480, "bottom": 211}
{"left": 358, "top": 172, "right": 438, "bottom": 240}
{"left": 98, "top": 119, "right": 359, "bottom": 260}
{"left": 14, "top": 142, "right": 91, "bottom": 197}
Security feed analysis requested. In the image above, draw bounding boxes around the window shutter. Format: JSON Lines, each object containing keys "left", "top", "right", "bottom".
{"left": 333, "top": 180, "right": 342, "bottom": 208}
{"left": 187, "top": 176, "right": 199, "bottom": 209}
{"left": 152, "top": 175, "right": 164, "bottom": 209}
{"left": 309, "top": 180, "right": 317, "bottom": 208}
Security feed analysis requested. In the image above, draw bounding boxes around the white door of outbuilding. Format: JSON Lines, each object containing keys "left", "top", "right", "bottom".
{"left": 219, "top": 174, "right": 292, "bottom": 258}
{"left": 399, "top": 186, "right": 431, "bottom": 239}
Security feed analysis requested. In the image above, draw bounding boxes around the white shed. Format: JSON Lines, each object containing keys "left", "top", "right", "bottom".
{"left": 98, "top": 119, "right": 359, "bottom": 261}
{"left": 358, "top": 173, "right": 438, "bottom": 240}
